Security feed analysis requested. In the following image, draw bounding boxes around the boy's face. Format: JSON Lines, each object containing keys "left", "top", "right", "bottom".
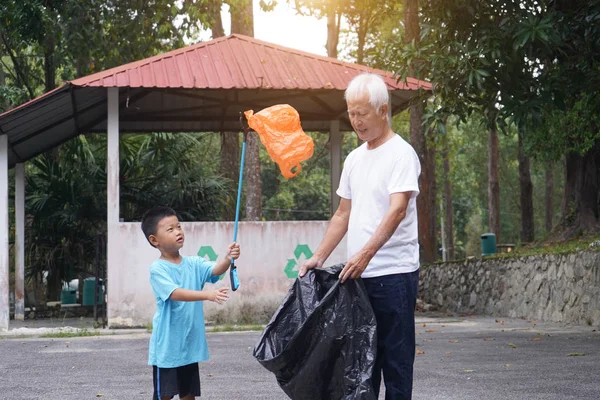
{"left": 149, "top": 215, "right": 185, "bottom": 251}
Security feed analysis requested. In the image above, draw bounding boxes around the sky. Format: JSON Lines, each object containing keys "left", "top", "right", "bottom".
{"left": 196, "top": 2, "right": 329, "bottom": 57}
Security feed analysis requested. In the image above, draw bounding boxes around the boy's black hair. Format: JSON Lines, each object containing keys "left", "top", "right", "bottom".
{"left": 141, "top": 206, "right": 177, "bottom": 247}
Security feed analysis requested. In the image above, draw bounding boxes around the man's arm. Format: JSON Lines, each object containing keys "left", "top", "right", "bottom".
{"left": 339, "top": 191, "right": 412, "bottom": 282}
{"left": 299, "top": 198, "right": 351, "bottom": 277}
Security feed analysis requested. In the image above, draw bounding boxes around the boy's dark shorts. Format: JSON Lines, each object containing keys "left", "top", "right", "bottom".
{"left": 153, "top": 363, "right": 200, "bottom": 399}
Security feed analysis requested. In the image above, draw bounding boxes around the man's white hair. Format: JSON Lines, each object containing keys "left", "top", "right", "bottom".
{"left": 344, "top": 73, "right": 391, "bottom": 125}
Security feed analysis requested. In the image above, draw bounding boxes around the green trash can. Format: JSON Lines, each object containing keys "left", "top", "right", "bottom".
{"left": 61, "top": 289, "right": 77, "bottom": 305}
{"left": 481, "top": 233, "right": 497, "bottom": 256}
{"left": 83, "top": 278, "right": 104, "bottom": 306}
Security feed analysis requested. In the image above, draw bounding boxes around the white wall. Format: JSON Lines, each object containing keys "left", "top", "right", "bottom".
{"left": 107, "top": 221, "right": 347, "bottom": 327}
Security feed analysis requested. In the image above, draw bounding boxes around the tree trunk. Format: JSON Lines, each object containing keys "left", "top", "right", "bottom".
{"left": 209, "top": 0, "right": 225, "bottom": 38}
{"left": 230, "top": 0, "right": 261, "bottom": 220}
{"left": 43, "top": 37, "right": 56, "bottom": 92}
{"left": 230, "top": 0, "right": 254, "bottom": 36}
{"left": 404, "top": 0, "right": 436, "bottom": 263}
{"left": 46, "top": 268, "right": 61, "bottom": 302}
{"left": 442, "top": 132, "right": 455, "bottom": 260}
{"left": 410, "top": 102, "right": 435, "bottom": 263}
{"left": 558, "top": 140, "right": 600, "bottom": 238}
{"left": 518, "top": 131, "right": 535, "bottom": 243}
{"left": 244, "top": 132, "right": 262, "bottom": 220}
{"left": 427, "top": 132, "right": 437, "bottom": 261}
{"left": 326, "top": 4, "right": 340, "bottom": 58}
{"left": 356, "top": 13, "right": 367, "bottom": 65}
{"left": 214, "top": 1, "right": 235, "bottom": 220}
{"left": 488, "top": 123, "right": 501, "bottom": 243}
{"left": 211, "top": 2, "right": 235, "bottom": 220}
{"left": 220, "top": 132, "right": 240, "bottom": 220}
{"left": 545, "top": 160, "right": 554, "bottom": 233}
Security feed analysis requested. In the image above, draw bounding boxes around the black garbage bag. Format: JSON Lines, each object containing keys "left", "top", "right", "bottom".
{"left": 253, "top": 264, "right": 377, "bottom": 400}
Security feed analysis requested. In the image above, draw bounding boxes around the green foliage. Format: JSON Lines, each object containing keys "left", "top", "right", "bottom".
{"left": 526, "top": 93, "right": 600, "bottom": 161}
{"left": 260, "top": 130, "right": 359, "bottom": 221}
{"left": 24, "top": 133, "right": 233, "bottom": 296}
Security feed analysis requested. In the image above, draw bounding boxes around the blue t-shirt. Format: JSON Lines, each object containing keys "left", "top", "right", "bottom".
{"left": 148, "top": 256, "right": 219, "bottom": 368}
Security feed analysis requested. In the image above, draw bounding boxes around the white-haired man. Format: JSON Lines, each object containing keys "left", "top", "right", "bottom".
{"left": 300, "top": 72, "right": 421, "bottom": 399}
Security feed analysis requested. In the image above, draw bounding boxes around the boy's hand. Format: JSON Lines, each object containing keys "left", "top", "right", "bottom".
{"left": 226, "top": 242, "right": 241, "bottom": 261}
{"left": 208, "top": 287, "right": 229, "bottom": 305}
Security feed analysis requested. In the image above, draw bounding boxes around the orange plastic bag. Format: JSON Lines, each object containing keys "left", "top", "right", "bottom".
{"left": 245, "top": 104, "right": 314, "bottom": 179}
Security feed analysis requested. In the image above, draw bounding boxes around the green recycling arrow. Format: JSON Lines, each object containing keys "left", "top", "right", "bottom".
{"left": 284, "top": 258, "right": 298, "bottom": 279}
{"left": 284, "top": 244, "right": 314, "bottom": 279}
{"left": 197, "top": 246, "right": 224, "bottom": 281}
{"left": 294, "top": 244, "right": 313, "bottom": 260}
{"left": 197, "top": 246, "right": 218, "bottom": 261}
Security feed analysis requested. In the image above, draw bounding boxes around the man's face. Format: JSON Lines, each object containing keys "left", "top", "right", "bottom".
{"left": 347, "top": 95, "right": 388, "bottom": 142}
{"left": 150, "top": 215, "right": 185, "bottom": 251}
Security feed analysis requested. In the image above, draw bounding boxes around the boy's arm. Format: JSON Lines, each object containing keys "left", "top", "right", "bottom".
{"left": 211, "top": 242, "right": 240, "bottom": 276}
{"left": 170, "top": 287, "right": 228, "bottom": 303}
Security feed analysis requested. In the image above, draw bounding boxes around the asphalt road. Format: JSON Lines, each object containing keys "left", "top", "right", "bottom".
{"left": 0, "top": 315, "right": 598, "bottom": 399}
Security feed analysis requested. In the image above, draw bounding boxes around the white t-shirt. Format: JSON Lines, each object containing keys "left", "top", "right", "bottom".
{"left": 336, "top": 134, "right": 421, "bottom": 278}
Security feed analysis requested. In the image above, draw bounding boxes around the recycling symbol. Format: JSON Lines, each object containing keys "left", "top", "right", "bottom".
{"left": 284, "top": 244, "right": 314, "bottom": 279}
{"left": 197, "top": 246, "right": 225, "bottom": 281}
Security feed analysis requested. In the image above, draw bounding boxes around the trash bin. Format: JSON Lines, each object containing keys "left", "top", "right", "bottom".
{"left": 61, "top": 289, "right": 77, "bottom": 305}
{"left": 481, "top": 233, "right": 497, "bottom": 256}
{"left": 83, "top": 278, "right": 104, "bottom": 306}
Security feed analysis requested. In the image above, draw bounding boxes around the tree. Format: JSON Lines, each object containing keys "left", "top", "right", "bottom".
{"left": 522, "top": 2, "right": 600, "bottom": 238}
{"left": 518, "top": 130, "right": 535, "bottom": 242}
{"left": 441, "top": 130, "right": 455, "bottom": 260}
{"left": 228, "top": 0, "right": 262, "bottom": 221}
{"left": 403, "top": 0, "right": 437, "bottom": 262}
{"left": 392, "top": 1, "right": 570, "bottom": 244}
{"left": 341, "top": 0, "right": 403, "bottom": 65}
{"left": 545, "top": 160, "right": 554, "bottom": 233}
{"left": 1, "top": 0, "right": 219, "bottom": 298}
{"left": 291, "top": 0, "right": 345, "bottom": 58}
{"left": 25, "top": 133, "right": 231, "bottom": 299}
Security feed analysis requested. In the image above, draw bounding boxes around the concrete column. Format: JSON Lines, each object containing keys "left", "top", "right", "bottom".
{"left": 14, "top": 163, "right": 25, "bottom": 320}
{"left": 106, "top": 88, "right": 119, "bottom": 326}
{"left": 0, "top": 135, "right": 9, "bottom": 331}
{"left": 329, "top": 120, "right": 342, "bottom": 217}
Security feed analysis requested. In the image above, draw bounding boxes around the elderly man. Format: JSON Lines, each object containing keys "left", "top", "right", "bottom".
{"left": 299, "top": 72, "right": 421, "bottom": 399}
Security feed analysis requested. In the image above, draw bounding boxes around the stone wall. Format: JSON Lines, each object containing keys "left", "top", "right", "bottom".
{"left": 419, "top": 251, "right": 600, "bottom": 327}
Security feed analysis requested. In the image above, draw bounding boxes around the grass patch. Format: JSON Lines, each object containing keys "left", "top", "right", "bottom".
{"left": 511, "top": 236, "right": 600, "bottom": 257}
{"left": 40, "top": 329, "right": 101, "bottom": 338}
{"left": 425, "top": 235, "right": 600, "bottom": 267}
{"left": 209, "top": 324, "right": 265, "bottom": 333}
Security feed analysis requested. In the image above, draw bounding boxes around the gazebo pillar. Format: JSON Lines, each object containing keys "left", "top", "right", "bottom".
{"left": 106, "top": 87, "right": 119, "bottom": 326}
{"left": 329, "top": 120, "right": 342, "bottom": 216}
{"left": 0, "top": 134, "right": 9, "bottom": 331}
{"left": 14, "top": 163, "right": 25, "bottom": 320}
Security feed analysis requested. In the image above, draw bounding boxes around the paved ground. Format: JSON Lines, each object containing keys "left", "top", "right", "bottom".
{"left": 1, "top": 314, "right": 599, "bottom": 399}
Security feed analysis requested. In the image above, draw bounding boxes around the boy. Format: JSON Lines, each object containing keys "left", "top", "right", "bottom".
{"left": 141, "top": 206, "right": 240, "bottom": 400}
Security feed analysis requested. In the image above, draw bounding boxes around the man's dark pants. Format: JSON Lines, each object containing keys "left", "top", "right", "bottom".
{"left": 363, "top": 269, "right": 419, "bottom": 400}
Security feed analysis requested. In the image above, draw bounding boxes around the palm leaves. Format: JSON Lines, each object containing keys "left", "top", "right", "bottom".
{"left": 25, "top": 132, "right": 233, "bottom": 299}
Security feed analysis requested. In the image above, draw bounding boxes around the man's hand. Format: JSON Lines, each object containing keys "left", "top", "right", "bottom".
{"left": 299, "top": 256, "right": 324, "bottom": 278}
{"left": 225, "top": 242, "right": 240, "bottom": 261}
{"left": 339, "top": 249, "right": 374, "bottom": 283}
{"left": 207, "top": 287, "right": 229, "bottom": 304}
